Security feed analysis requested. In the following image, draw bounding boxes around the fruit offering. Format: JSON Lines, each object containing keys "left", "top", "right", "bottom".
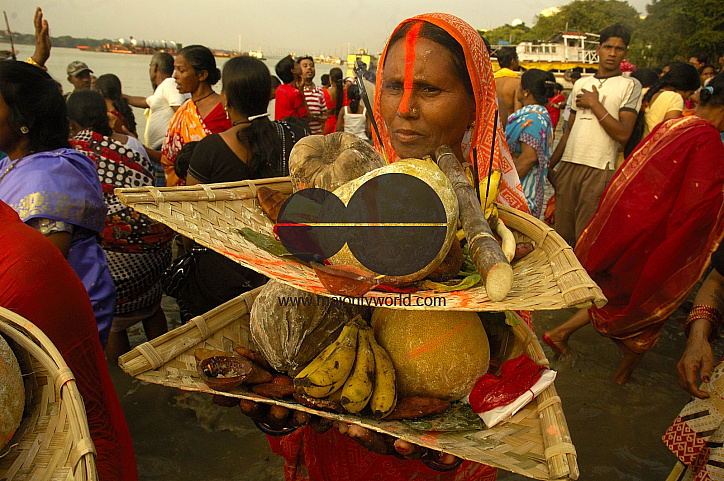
{"left": 294, "top": 317, "right": 398, "bottom": 419}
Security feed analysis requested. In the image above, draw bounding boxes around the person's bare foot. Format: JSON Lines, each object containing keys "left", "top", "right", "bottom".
{"left": 612, "top": 341, "right": 644, "bottom": 384}
{"left": 542, "top": 331, "right": 571, "bottom": 357}
{"left": 542, "top": 309, "right": 590, "bottom": 358}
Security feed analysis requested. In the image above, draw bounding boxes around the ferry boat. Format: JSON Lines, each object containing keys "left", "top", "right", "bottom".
{"left": 100, "top": 38, "right": 180, "bottom": 55}
{"left": 245, "top": 50, "right": 266, "bottom": 60}
{"left": 314, "top": 55, "right": 343, "bottom": 65}
{"left": 492, "top": 32, "right": 600, "bottom": 73}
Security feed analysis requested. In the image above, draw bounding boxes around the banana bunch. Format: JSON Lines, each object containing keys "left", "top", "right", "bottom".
{"left": 294, "top": 318, "right": 397, "bottom": 418}
{"left": 479, "top": 170, "right": 501, "bottom": 223}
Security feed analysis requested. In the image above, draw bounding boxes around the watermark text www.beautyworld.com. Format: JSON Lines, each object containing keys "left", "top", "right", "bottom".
{"left": 277, "top": 293, "right": 446, "bottom": 309}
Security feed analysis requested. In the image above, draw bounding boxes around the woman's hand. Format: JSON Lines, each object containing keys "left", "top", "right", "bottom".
{"left": 31, "top": 7, "right": 51, "bottom": 67}
{"left": 335, "top": 422, "right": 462, "bottom": 470}
{"left": 222, "top": 396, "right": 334, "bottom": 435}
{"left": 678, "top": 319, "right": 717, "bottom": 399}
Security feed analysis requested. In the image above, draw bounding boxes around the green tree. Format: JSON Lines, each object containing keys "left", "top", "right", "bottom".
{"left": 631, "top": 0, "right": 724, "bottom": 67}
{"left": 529, "top": 0, "right": 642, "bottom": 41}
{"left": 480, "top": 23, "right": 531, "bottom": 45}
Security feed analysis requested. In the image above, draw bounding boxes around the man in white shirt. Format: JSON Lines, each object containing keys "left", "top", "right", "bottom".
{"left": 124, "top": 52, "right": 189, "bottom": 150}
{"left": 549, "top": 24, "right": 642, "bottom": 248}
{"left": 298, "top": 56, "right": 328, "bottom": 135}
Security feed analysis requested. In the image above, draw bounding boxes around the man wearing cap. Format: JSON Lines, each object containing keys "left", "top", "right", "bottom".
{"left": 66, "top": 60, "right": 92, "bottom": 99}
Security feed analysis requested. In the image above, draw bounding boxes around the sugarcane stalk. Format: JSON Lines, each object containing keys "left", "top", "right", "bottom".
{"left": 434, "top": 145, "right": 513, "bottom": 301}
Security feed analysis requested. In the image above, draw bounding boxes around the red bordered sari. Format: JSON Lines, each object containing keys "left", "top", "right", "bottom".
{"left": 267, "top": 13, "right": 530, "bottom": 481}
{"left": 577, "top": 115, "right": 724, "bottom": 353}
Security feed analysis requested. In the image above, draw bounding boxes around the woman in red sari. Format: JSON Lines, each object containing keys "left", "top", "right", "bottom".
{"left": 160, "top": 45, "right": 231, "bottom": 186}
{"left": 543, "top": 73, "right": 724, "bottom": 384}
{"left": 0, "top": 200, "right": 137, "bottom": 481}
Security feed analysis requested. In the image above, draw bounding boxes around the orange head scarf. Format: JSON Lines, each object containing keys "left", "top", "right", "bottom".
{"left": 373, "top": 13, "right": 528, "bottom": 212}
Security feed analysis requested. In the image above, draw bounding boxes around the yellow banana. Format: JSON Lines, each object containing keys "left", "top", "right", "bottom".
{"left": 294, "top": 323, "right": 351, "bottom": 382}
{"left": 368, "top": 330, "right": 397, "bottom": 418}
{"left": 479, "top": 170, "right": 501, "bottom": 220}
{"left": 294, "top": 321, "right": 359, "bottom": 398}
{"left": 341, "top": 327, "right": 376, "bottom": 413}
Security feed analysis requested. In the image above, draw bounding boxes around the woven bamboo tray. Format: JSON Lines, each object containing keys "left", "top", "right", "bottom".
{"left": 0, "top": 307, "right": 98, "bottom": 481}
{"left": 115, "top": 178, "right": 605, "bottom": 312}
{"left": 119, "top": 286, "right": 579, "bottom": 480}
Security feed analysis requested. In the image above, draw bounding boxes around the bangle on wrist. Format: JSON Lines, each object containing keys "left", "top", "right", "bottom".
{"left": 253, "top": 420, "right": 298, "bottom": 437}
{"left": 685, "top": 305, "right": 721, "bottom": 340}
{"left": 597, "top": 111, "right": 610, "bottom": 123}
{"left": 26, "top": 57, "right": 47, "bottom": 71}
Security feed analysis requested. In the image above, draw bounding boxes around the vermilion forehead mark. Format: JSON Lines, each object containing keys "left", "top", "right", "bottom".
{"left": 399, "top": 22, "right": 422, "bottom": 114}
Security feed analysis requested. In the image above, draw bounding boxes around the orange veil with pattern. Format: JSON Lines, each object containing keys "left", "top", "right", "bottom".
{"left": 373, "top": 12, "right": 529, "bottom": 212}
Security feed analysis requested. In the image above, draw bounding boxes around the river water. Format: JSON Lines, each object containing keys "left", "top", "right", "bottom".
{"left": 5, "top": 43, "right": 710, "bottom": 480}
{"left": 1, "top": 43, "right": 345, "bottom": 141}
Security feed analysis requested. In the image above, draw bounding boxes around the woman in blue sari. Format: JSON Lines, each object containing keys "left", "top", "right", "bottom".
{"left": 505, "top": 68, "right": 555, "bottom": 218}
{"left": 0, "top": 60, "right": 115, "bottom": 346}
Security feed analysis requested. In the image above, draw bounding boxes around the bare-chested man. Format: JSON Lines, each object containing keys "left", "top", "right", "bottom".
{"left": 494, "top": 47, "right": 522, "bottom": 120}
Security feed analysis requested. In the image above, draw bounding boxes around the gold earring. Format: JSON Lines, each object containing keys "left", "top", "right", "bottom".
{"left": 20, "top": 126, "right": 29, "bottom": 134}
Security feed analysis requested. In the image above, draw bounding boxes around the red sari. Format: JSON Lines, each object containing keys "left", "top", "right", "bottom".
{"left": 268, "top": 12, "right": 534, "bottom": 481}
{"left": 577, "top": 115, "right": 724, "bottom": 353}
{"left": 0, "top": 201, "right": 138, "bottom": 481}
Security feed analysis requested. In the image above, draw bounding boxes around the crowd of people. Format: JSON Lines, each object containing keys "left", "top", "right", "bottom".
{"left": 3, "top": 5, "right": 724, "bottom": 481}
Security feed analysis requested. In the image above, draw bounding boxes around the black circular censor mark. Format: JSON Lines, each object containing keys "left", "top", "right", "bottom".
{"left": 275, "top": 173, "right": 448, "bottom": 276}
{"left": 344, "top": 173, "right": 447, "bottom": 276}
{"left": 276, "top": 188, "right": 347, "bottom": 262}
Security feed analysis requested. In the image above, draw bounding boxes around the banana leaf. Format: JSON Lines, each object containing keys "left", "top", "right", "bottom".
{"left": 399, "top": 402, "right": 483, "bottom": 432}
{"left": 233, "top": 228, "right": 294, "bottom": 258}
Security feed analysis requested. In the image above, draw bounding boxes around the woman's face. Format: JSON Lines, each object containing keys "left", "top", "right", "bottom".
{"left": 701, "top": 66, "right": 716, "bottom": 86}
{"left": 515, "top": 84, "right": 526, "bottom": 104}
{"left": 173, "top": 54, "right": 203, "bottom": 94}
{"left": 380, "top": 37, "right": 476, "bottom": 160}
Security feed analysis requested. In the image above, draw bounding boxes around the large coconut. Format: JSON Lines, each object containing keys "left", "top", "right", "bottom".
{"left": 0, "top": 334, "right": 24, "bottom": 450}
{"left": 371, "top": 308, "right": 489, "bottom": 401}
{"left": 250, "top": 280, "right": 368, "bottom": 376}
{"left": 329, "top": 159, "right": 459, "bottom": 286}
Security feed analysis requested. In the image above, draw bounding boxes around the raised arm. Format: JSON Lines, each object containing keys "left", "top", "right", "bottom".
{"left": 28, "top": 7, "right": 51, "bottom": 68}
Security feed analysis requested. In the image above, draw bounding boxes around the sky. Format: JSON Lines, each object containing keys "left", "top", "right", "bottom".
{"left": 4, "top": 0, "right": 653, "bottom": 56}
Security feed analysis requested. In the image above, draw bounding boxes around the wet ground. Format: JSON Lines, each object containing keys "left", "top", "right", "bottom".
{"left": 109, "top": 294, "right": 713, "bottom": 481}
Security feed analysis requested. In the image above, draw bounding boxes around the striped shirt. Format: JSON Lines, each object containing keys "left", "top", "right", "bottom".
{"left": 304, "top": 85, "right": 326, "bottom": 135}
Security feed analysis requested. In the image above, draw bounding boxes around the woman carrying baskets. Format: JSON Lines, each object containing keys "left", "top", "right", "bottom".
{"left": 235, "top": 13, "right": 528, "bottom": 481}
